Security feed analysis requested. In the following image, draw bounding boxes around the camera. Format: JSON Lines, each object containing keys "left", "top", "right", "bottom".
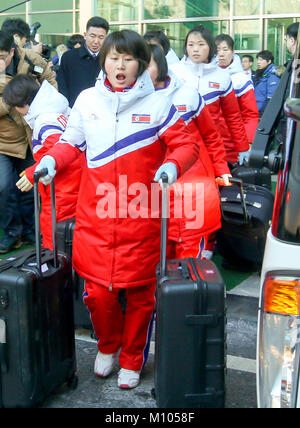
{"left": 24, "top": 22, "right": 52, "bottom": 61}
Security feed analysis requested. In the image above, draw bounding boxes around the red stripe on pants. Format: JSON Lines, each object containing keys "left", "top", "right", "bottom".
{"left": 84, "top": 280, "right": 156, "bottom": 371}
{"left": 167, "top": 235, "right": 208, "bottom": 259}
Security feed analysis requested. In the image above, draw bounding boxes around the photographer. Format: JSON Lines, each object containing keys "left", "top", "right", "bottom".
{"left": 25, "top": 22, "right": 52, "bottom": 61}
{"left": 1, "top": 18, "right": 30, "bottom": 48}
{"left": 0, "top": 30, "right": 56, "bottom": 253}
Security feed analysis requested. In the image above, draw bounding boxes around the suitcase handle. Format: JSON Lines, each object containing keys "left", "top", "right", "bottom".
{"left": 160, "top": 172, "right": 169, "bottom": 280}
{"left": 33, "top": 169, "right": 59, "bottom": 273}
{"left": 218, "top": 177, "right": 249, "bottom": 225}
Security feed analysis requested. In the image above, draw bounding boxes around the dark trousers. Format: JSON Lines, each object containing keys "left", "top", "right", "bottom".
{"left": 0, "top": 147, "right": 35, "bottom": 238}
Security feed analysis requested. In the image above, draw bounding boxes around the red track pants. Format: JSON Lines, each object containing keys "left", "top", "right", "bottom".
{"left": 84, "top": 280, "right": 156, "bottom": 371}
{"left": 167, "top": 235, "right": 208, "bottom": 259}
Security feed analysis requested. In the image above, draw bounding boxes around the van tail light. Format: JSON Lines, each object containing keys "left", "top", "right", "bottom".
{"left": 258, "top": 272, "right": 300, "bottom": 408}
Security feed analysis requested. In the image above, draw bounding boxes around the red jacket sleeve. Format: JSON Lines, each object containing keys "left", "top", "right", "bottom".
{"left": 46, "top": 142, "right": 82, "bottom": 171}
{"left": 237, "top": 89, "right": 259, "bottom": 144}
{"left": 25, "top": 133, "right": 62, "bottom": 184}
{"left": 194, "top": 106, "right": 230, "bottom": 177}
{"left": 159, "top": 116, "right": 199, "bottom": 178}
{"left": 220, "top": 89, "right": 250, "bottom": 153}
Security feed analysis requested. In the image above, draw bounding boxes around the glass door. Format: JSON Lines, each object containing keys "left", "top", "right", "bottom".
{"left": 265, "top": 18, "right": 296, "bottom": 65}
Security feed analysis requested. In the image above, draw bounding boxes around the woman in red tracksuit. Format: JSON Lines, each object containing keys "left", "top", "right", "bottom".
{"left": 3, "top": 75, "right": 82, "bottom": 250}
{"left": 215, "top": 34, "right": 259, "bottom": 165}
{"left": 170, "top": 25, "right": 249, "bottom": 163}
{"left": 170, "top": 25, "right": 249, "bottom": 257}
{"left": 148, "top": 43, "right": 230, "bottom": 259}
{"left": 34, "top": 30, "right": 199, "bottom": 390}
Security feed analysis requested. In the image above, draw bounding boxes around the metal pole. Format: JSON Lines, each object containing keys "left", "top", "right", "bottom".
{"left": 0, "top": 0, "right": 31, "bottom": 15}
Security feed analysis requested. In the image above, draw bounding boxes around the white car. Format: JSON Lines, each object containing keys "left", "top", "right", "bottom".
{"left": 256, "top": 34, "right": 300, "bottom": 408}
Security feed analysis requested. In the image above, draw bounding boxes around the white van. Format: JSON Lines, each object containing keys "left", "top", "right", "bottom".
{"left": 256, "top": 32, "right": 300, "bottom": 408}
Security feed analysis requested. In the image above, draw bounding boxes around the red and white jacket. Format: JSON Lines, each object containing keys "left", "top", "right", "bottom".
{"left": 24, "top": 81, "right": 82, "bottom": 250}
{"left": 170, "top": 56, "right": 249, "bottom": 162}
{"left": 216, "top": 54, "right": 259, "bottom": 162}
{"left": 46, "top": 70, "right": 199, "bottom": 289}
{"left": 157, "top": 73, "right": 230, "bottom": 241}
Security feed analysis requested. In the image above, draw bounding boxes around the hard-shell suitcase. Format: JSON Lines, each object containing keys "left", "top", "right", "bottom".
{"left": 0, "top": 170, "right": 77, "bottom": 408}
{"left": 154, "top": 173, "right": 226, "bottom": 408}
{"left": 229, "top": 162, "right": 272, "bottom": 190}
{"left": 57, "top": 218, "right": 91, "bottom": 329}
{"left": 217, "top": 178, "right": 274, "bottom": 264}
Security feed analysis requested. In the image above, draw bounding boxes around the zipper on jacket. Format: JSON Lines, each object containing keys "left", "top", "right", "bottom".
{"left": 110, "top": 95, "right": 119, "bottom": 288}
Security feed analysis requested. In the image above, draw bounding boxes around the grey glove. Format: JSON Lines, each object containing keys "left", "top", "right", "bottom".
{"left": 238, "top": 150, "right": 250, "bottom": 166}
{"left": 35, "top": 155, "right": 56, "bottom": 185}
{"left": 154, "top": 162, "right": 178, "bottom": 186}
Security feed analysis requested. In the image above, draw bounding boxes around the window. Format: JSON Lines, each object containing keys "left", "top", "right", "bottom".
{"left": 145, "top": 21, "right": 229, "bottom": 58}
{"left": 97, "top": 0, "right": 138, "bottom": 22}
{"left": 234, "top": 20, "right": 260, "bottom": 50}
{"left": 265, "top": 0, "right": 300, "bottom": 14}
{"left": 30, "top": 0, "right": 74, "bottom": 11}
{"left": 144, "top": 0, "right": 230, "bottom": 20}
{"left": 234, "top": 0, "right": 260, "bottom": 16}
{"left": 28, "top": 13, "right": 74, "bottom": 34}
{"left": 0, "top": 0, "right": 26, "bottom": 13}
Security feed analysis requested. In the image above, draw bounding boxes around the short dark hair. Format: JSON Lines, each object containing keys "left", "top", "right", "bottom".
{"left": 242, "top": 54, "right": 254, "bottom": 63}
{"left": 143, "top": 30, "right": 170, "bottom": 55}
{"left": 184, "top": 25, "right": 216, "bottom": 62}
{"left": 256, "top": 50, "right": 274, "bottom": 63}
{"left": 149, "top": 43, "right": 168, "bottom": 82}
{"left": 100, "top": 30, "right": 151, "bottom": 77}
{"left": 0, "top": 31, "right": 14, "bottom": 53}
{"left": 287, "top": 22, "right": 299, "bottom": 40}
{"left": 3, "top": 74, "right": 40, "bottom": 108}
{"left": 67, "top": 34, "right": 85, "bottom": 49}
{"left": 215, "top": 34, "right": 234, "bottom": 50}
{"left": 1, "top": 18, "right": 30, "bottom": 40}
{"left": 86, "top": 16, "right": 109, "bottom": 33}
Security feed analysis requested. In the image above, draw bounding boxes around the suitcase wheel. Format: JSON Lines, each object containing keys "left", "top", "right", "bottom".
{"left": 68, "top": 374, "right": 79, "bottom": 390}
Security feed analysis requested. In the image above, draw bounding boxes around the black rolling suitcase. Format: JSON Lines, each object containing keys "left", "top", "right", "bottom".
{"left": 217, "top": 177, "right": 274, "bottom": 264}
{"left": 229, "top": 162, "right": 272, "bottom": 190}
{"left": 154, "top": 173, "right": 226, "bottom": 409}
{"left": 57, "top": 218, "right": 91, "bottom": 329}
{"left": 0, "top": 170, "right": 77, "bottom": 408}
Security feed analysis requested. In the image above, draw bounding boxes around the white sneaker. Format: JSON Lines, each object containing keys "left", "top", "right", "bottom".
{"left": 202, "top": 250, "right": 213, "bottom": 260}
{"left": 94, "top": 351, "right": 117, "bottom": 378}
{"left": 118, "top": 368, "right": 140, "bottom": 389}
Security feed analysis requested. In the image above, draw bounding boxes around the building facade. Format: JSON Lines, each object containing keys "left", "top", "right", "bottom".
{"left": 0, "top": 0, "right": 299, "bottom": 65}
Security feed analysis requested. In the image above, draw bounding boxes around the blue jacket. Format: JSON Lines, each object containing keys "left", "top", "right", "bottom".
{"left": 254, "top": 63, "right": 281, "bottom": 114}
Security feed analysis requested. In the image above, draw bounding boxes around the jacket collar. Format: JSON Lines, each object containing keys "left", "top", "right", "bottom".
{"left": 78, "top": 44, "right": 99, "bottom": 59}
{"left": 180, "top": 55, "right": 218, "bottom": 77}
{"left": 155, "top": 71, "right": 182, "bottom": 96}
{"left": 214, "top": 53, "right": 244, "bottom": 75}
{"left": 24, "top": 80, "right": 69, "bottom": 129}
{"left": 95, "top": 70, "right": 155, "bottom": 113}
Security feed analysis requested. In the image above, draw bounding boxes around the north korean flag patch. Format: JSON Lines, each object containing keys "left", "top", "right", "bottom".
{"left": 209, "top": 81, "right": 220, "bottom": 89}
{"left": 132, "top": 114, "right": 151, "bottom": 123}
{"left": 175, "top": 105, "right": 187, "bottom": 112}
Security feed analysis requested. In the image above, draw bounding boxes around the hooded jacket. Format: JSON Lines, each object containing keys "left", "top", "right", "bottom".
{"left": 156, "top": 73, "right": 225, "bottom": 241}
{"left": 170, "top": 56, "right": 249, "bottom": 162}
{"left": 254, "top": 63, "right": 281, "bottom": 114}
{"left": 0, "top": 45, "right": 57, "bottom": 159}
{"left": 46, "top": 70, "right": 199, "bottom": 288}
{"left": 216, "top": 54, "right": 259, "bottom": 162}
{"left": 24, "top": 81, "right": 82, "bottom": 249}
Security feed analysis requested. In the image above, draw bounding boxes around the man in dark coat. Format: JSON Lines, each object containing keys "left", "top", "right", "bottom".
{"left": 57, "top": 16, "right": 109, "bottom": 107}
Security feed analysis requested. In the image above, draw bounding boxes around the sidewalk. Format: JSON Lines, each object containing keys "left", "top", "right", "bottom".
{"left": 0, "top": 230, "right": 261, "bottom": 408}
{"left": 39, "top": 264, "right": 261, "bottom": 409}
